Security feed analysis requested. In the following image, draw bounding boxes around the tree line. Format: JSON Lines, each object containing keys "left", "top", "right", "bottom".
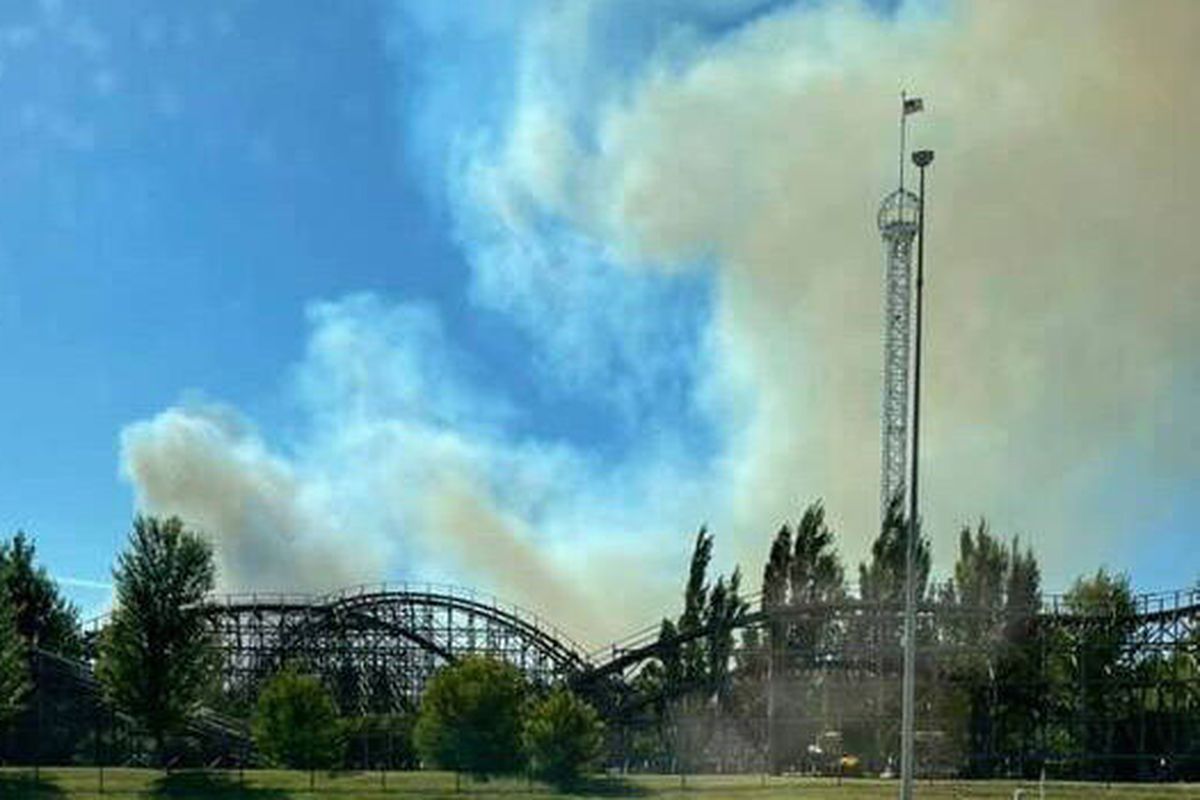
{"left": 0, "top": 516, "right": 607, "bottom": 785}
{"left": 0, "top": 506, "right": 1196, "bottom": 781}
{"left": 619, "top": 497, "right": 1198, "bottom": 780}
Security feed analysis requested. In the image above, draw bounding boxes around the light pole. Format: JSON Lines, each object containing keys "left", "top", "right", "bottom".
{"left": 900, "top": 148, "right": 934, "bottom": 800}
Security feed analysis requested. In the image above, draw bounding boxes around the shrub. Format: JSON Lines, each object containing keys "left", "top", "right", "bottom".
{"left": 523, "top": 688, "right": 606, "bottom": 786}
{"left": 252, "top": 668, "right": 344, "bottom": 769}
{"left": 414, "top": 656, "right": 527, "bottom": 778}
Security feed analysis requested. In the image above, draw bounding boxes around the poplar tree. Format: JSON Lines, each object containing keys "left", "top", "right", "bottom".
{"left": 858, "top": 493, "right": 931, "bottom": 608}
{"left": 678, "top": 528, "right": 713, "bottom": 685}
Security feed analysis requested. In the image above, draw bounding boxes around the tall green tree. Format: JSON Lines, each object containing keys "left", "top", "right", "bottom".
{"left": 679, "top": 528, "right": 713, "bottom": 686}
{"left": 858, "top": 494, "right": 931, "bottom": 607}
{"left": 253, "top": 668, "right": 344, "bottom": 770}
{"left": 414, "top": 656, "right": 528, "bottom": 778}
{"left": 936, "top": 521, "right": 1047, "bottom": 775}
{"left": 639, "top": 528, "right": 749, "bottom": 772}
{"left": 654, "top": 618, "right": 684, "bottom": 695}
{"left": 762, "top": 525, "right": 791, "bottom": 616}
{"left": 788, "top": 503, "right": 846, "bottom": 656}
{"left": 759, "top": 502, "right": 846, "bottom": 772}
{"left": 952, "top": 521, "right": 1008, "bottom": 628}
{"left": 854, "top": 494, "right": 930, "bottom": 770}
{"left": 995, "top": 536, "right": 1043, "bottom": 771}
{"left": 0, "top": 580, "right": 30, "bottom": 726}
{"left": 705, "top": 568, "right": 746, "bottom": 708}
{"left": 760, "top": 523, "right": 792, "bottom": 771}
{"left": 0, "top": 532, "right": 81, "bottom": 657}
{"left": 668, "top": 528, "right": 715, "bottom": 773}
{"left": 943, "top": 520, "right": 1010, "bottom": 772}
{"left": 1059, "top": 568, "right": 1137, "bottom": 773}
{"left": 1003, "top": 537, "right": 1042, "bottom": 640}
{"left": 97, "top": 515, "right": 218, "bottom": 762}
{"left": 790, "top": 504, "right": 845, "bottom": 604}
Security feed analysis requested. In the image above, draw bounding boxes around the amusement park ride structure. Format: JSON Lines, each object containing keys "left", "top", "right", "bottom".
{"left": 11, "top": 98, "right": 1198, "bottom": 780}
{"left": 12, "top": 579, "right": 1196, "bottom": 776}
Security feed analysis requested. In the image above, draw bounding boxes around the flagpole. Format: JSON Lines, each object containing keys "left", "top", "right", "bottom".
{"left": 899, "top": 90, "right": 907, "bottom": 194}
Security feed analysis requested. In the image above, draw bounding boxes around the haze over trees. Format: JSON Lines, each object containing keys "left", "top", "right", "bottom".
{"left": 759, "top": 502, "right": 849, "bottom": 772}
{"left": 1057, "top": 569, "right": 1138, "bottom": 770}
{"left": 621, "top": 498, "right": 1171, "bottom": 778}
{"left": 634, "top": 527, "right": 749, "bottom": 772}
{"left": 936, "top": 521, "right": 1044, "bottom": 773}
{"left": 0, "top": 506, "right": 1193, "bottom": 782}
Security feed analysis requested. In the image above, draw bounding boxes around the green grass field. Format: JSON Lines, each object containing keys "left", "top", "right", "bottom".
{"left": 2, "top": 769, "right": 1199, "bottom": 799}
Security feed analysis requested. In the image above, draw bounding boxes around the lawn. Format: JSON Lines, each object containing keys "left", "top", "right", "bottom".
{"left": 2, "top": 769, "right": 1199, "bottom": 799}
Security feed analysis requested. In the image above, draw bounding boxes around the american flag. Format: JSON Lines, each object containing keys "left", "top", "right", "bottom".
{"left": 903, "top": 96, "right": 924, "bottom": 115}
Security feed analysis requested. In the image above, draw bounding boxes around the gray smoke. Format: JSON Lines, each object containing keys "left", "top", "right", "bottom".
{"left": 119, "top": 1, "right": 1200, "bottom": 646}
{"left": 469, "top": 0, "right": 1200, "bottom": 585}
{"left": 120, "top": 403, "right": 387, "bottom": 594}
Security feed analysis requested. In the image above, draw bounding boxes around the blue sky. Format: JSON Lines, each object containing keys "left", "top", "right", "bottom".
{"left": 0, "top": 0, "right": 1196, "bottom": 638}
{"left": 0, "top": 2, "right": 447, "bottom": 586}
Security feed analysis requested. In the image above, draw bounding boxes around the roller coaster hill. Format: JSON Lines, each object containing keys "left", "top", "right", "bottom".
{"left": 6, "top": 581, "right": 1199, "bottom": 780}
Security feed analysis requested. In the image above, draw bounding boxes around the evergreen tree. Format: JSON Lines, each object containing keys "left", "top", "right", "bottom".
{"left": 0, "top": 580, "right": 30, "bottom": 726}
{"left": 97, "top": 516, "right": 218, "bottom": 763}
{"left": 0, "top": 532, "right": 82, "bottom": 657}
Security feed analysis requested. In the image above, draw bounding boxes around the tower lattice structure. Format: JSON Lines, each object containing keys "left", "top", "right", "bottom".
{"left": 877, "top": 187, "right": 920, "bottom": 518}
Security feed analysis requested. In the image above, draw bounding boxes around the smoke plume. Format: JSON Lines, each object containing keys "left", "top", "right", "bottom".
{"left": 120, "top": 1, "right": 1200, "bottom": 644}
{"left": 466, "top": 0, "right": 1200, "bottom": 586}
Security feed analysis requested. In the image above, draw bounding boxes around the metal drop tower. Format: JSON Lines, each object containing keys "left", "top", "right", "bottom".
{"left": 881, "top": 93, "right": 930, "bottom": 800}
{"left": 877, "top": 95, "right": 922, "bottom": 519}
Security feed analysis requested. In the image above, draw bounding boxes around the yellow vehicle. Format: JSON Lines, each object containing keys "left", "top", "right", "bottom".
{"left": 838, "top": 754, "right": 863, "bottom": 777}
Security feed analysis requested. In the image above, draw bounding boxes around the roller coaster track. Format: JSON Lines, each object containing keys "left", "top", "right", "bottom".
{"left": 74, "top": 584, "right": 1197, "bottom": 719}
{"left": 196, "top": 583, "right": 590, "bottom": 713}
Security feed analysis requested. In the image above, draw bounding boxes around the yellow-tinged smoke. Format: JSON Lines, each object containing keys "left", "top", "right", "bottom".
{"left": 119, "top": 1, "right": 1200, "bottom": 643}
{"left": 513, "top": 0, "right": 1200, "bottom": 584}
